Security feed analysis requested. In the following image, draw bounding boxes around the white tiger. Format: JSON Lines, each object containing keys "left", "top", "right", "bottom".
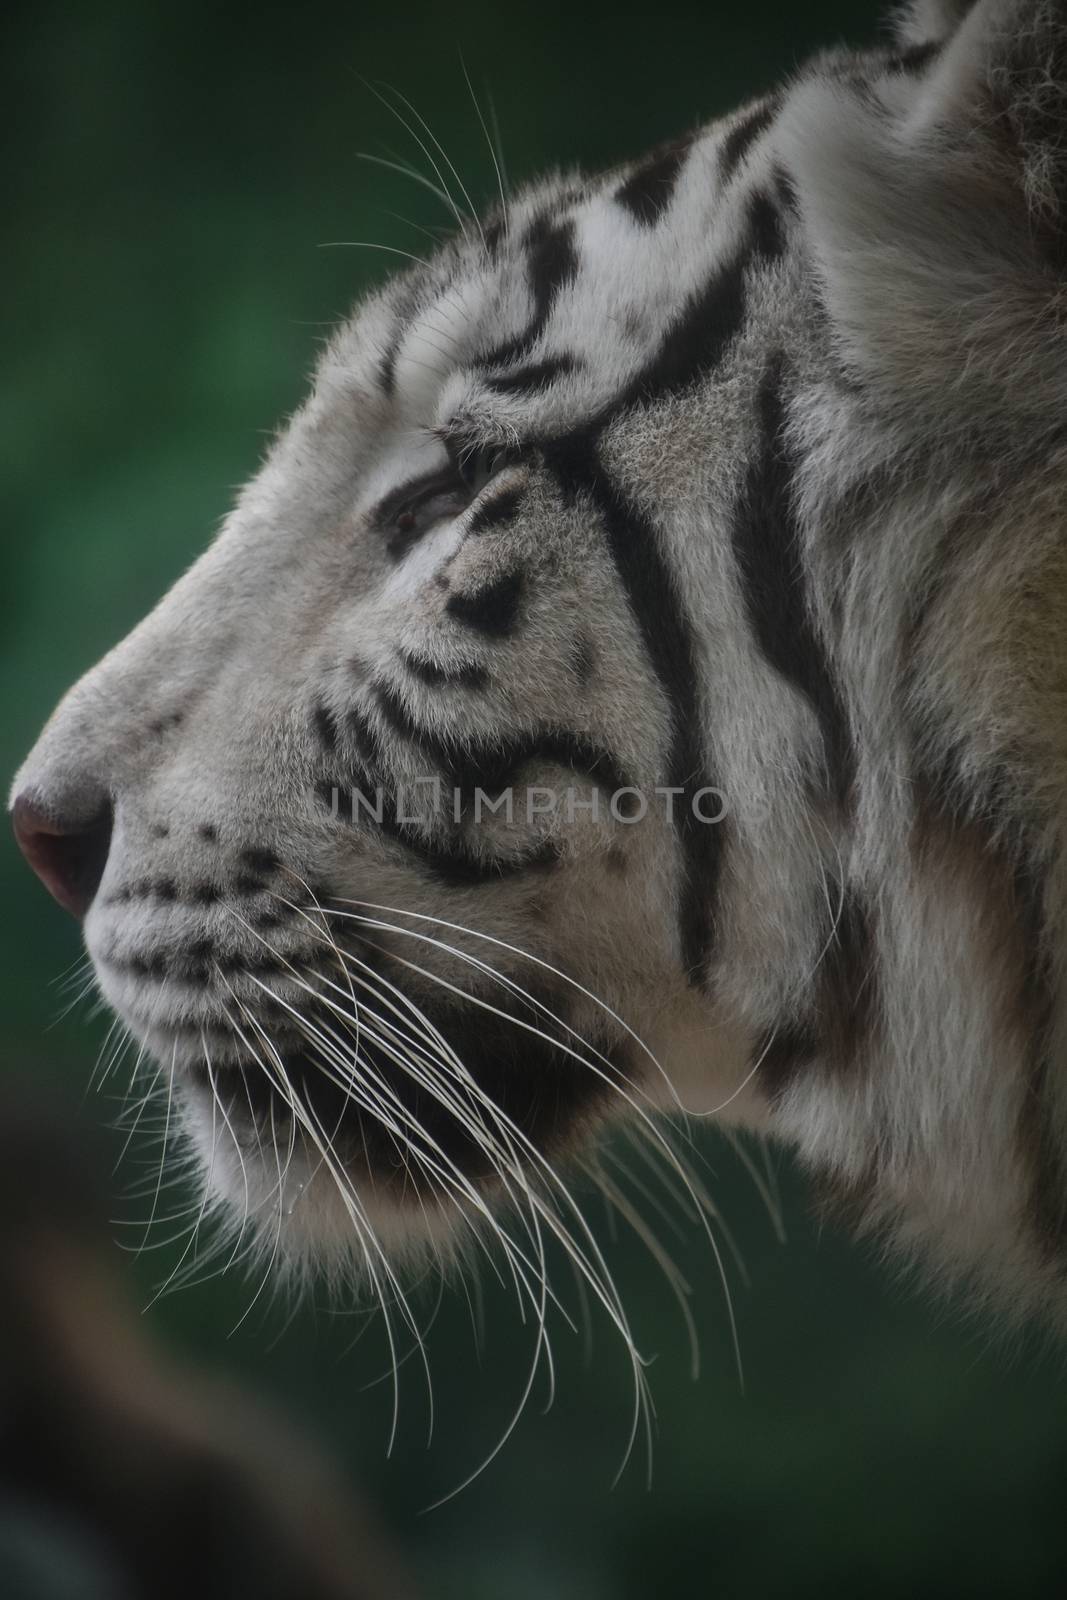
{"left": 12, "top": 0, "right": 1067, "bottom": 1348}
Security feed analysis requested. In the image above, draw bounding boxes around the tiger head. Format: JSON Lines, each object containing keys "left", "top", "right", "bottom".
{"left": 13, "top": 0, "right": 1067, "bottom": 1319}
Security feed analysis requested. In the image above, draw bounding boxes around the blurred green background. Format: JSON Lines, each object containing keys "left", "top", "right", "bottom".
{"left": 4, "top": 1, "right": 1067, "bottom": 1594}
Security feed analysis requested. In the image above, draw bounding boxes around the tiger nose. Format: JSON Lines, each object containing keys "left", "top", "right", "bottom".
{"left": 11, "top": 792, "right": 114, "bottom": 919}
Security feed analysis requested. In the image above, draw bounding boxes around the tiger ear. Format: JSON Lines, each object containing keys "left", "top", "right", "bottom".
{"left": 782, "top": 0, "right": 1067, "bottom": 427}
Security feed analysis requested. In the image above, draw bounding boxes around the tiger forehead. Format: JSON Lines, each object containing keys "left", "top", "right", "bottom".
{"left": 363, "top": 107, "right": 791, "bottom": 447}
{"left": 383, "top": 214, "right": 584, "bottom": 384}
{"left": 349, "top": 46, "right": 938, "bottom": 433}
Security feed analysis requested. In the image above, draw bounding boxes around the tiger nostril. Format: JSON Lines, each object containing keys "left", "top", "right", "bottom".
{"left": 11, "top": 793, "right": 114, "bottom": 919}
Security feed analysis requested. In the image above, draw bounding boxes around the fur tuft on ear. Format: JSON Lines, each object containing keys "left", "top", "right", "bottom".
{"left": 783, "top": 0, "right": 1067, "bottom": 434}
{"left": 892, "top": 0, "right": 977, "bottom": 48}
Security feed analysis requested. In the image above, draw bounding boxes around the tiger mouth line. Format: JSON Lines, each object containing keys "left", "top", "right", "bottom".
{"left": 179, "top": 982, "right": 624, "bottom": 1198}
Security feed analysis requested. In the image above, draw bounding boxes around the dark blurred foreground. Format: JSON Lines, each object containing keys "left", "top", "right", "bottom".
{"left": 0, "top": 1076, "right": 417, "bottom": 1600}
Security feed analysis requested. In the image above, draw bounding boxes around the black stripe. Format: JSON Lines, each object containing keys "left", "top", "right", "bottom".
{"left": 378, "top": 339, "right": 400, "bottom": 396}
{"left": 519, "top": 730, "right": 629, "bottom": 800}
{"left": 615, "top": 136, "right": 691, "bottom": 227}
{"left": 526, "top": 212, "right": 580, "bottom": 321}
{"left": 816, "top": 888, "right": 878, "bottom": 1068}
{"left": 468, "top": 486, "right": 525, "bottom": 534}
{"left": 232, "top": 872, "right": 267, "bottom": 896}
{"left": 478, "top": 215, "right": 579, "bottom": 369}
{"left": 486, "top": 355, "right": 578, "bottom": 395}
{"left": 746, "top": 188, "right": 788, "bottom": 264}
{"left": 752, "top": 886, "right": 878, "bottom": 1098}
{"left": 773, "top": 164, "right": 799, "bottom": 215}
{"left": 507, "top": 178, "right": 779, "bottom": 436}
{"left": 719, "top": 98, "right": 778, "bottom": 184}
{"left": 541, "top": 433, "right": 723, "bottom": 984}
{"left": 400, "top": 651, "right": 488, "bottom": 690}
{"left": 731, "top": 358, "right": 855, "bottom": 807}
{"left": 239, "top": 846, "right": 280, "bottom": 876}
{"left": 570, "top": 634, "right": 595, "bottom": 685}
{"left": 335, "top": 704, "right": 386, "bottom": 800}
{"left": 617, "top": 189, "right": 789, "bottom": 409}
{"left": 377, "top": 278, "right": 427, "bottom": 399}
{"left": 311, "top": 702, "right": 340, "bottom": 754}
{"left": 371, "top": 680, "right": 454, "bottom": 765}
{"left": 754, "top": 1022, "right": 819, "bottom": 1099}
{"left": 373, "top": 680, "right": 630, "bottom": 805}
{"left": 376, "top": 822, "right": 561, "bottom": 887}
{"left": 446, "top": 568, "right": 525, "bottom": 635}
{"left": 515, "top": 198, "right": 781, "bottom": 441}
{"left": 483, "top": 215, "right": 507, "bottom": 258}
{"left": 315, "top": 762, "right": 562, "bottom": 886}
{"left": 616, "top": 247, "right": 748, "bottom": 411}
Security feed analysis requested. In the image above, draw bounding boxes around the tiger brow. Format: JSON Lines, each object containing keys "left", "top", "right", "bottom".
{"left": 438, "top": 417, "right": 531, "bottom": 472}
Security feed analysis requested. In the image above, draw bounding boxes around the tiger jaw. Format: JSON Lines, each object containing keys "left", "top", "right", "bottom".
{"left": 84, "top": 853, "right": 649, "bottom": 1223}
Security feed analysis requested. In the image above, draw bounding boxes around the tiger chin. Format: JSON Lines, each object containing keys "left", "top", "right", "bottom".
{"left": 12, "top": 0, "right": 1067, "bottom": 1330}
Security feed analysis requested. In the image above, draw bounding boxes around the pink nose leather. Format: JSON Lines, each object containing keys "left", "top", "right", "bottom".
{"left": 11, "top": 793, "right": 113, "bottom": 918}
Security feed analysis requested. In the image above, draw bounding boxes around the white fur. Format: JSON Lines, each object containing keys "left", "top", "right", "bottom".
{"left": 14, "top": 0, "right": 1067, "bottom": 1330}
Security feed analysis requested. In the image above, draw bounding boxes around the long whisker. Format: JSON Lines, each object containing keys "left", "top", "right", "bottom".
{"left": 355, "top": 152, "right": 460, "bottom": 219}
{"left": 221, "top": 918, "right": 577, "bottom": 1462}
{"left": 244, "top": 956, "right": 566, "bottom": 1342}
{"left": 329, "top": 896, "right": 685, "bottom": 1114}
{"left": 325, "top": 907, "right": 741, "bottom": 1428}
{"left": 460, "top": 54, "right": 509, "bottom": 243}
{"left": 315, "top": 934, "right": 656, "bottom": 1484}
{"left": 138, "top": 1041, "right": 178, "bottom": 1253}
{"left": 237, "top": 904, "right": 647, "bottom": 1488}
{"left": 326, "top": 908, "right": 725, "bottom": 1269}
{"left": 371, "top": 80, "right": 486, "bottom": 252}
{"left": 585, "top": 1156, "right": 702, "bottom": 1381}
{"left": 317, "top": 240, "right": 428, "bottom": 265}
{"left": 360, "top": 80, "right": 472, "bottom": 245}
{"left": 484, "top": 90, "right": 509, "bottom": 202}
{"left": 218, "top": 984, "right": 418, "bottom": 1455}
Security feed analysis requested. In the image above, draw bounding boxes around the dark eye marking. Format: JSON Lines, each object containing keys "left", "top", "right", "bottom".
{"left": 376, "top": 467, "right": 471, "bottom": 559}
{"left": 374, "top": 447, "right": 511, "bottom": 559}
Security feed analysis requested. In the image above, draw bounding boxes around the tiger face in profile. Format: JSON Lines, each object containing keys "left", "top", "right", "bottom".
{"left": 13, "top": 0, "right": 1067, "bottom": 1333}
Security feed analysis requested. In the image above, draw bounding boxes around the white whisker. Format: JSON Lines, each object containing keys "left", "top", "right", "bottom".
{"left": 360, "top": 80, "right": 472, "bottom": 245}
{"left": 372, "top": 79, "right": 485, "bottom": 253}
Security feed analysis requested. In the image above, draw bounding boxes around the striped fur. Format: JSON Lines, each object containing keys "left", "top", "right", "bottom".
{"left": 14, "top": 0, "right": 1067, "bottom": 1326}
